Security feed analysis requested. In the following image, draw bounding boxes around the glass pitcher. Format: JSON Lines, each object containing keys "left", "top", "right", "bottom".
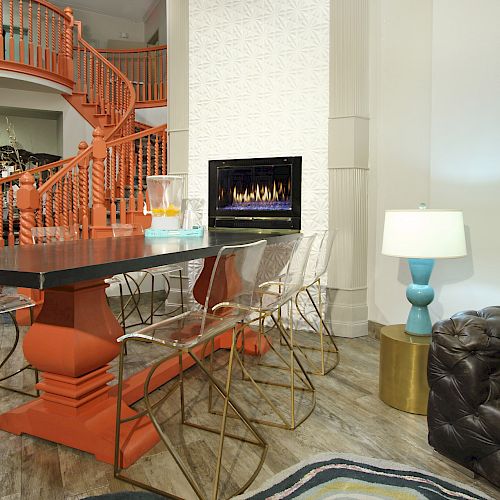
{"left": 146, "top": 175, "right": 184, "bottom": 230}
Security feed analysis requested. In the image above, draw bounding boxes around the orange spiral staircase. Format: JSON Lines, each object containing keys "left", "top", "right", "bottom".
{"left": 0, "top": 0, "right": 168, "bottom": 245}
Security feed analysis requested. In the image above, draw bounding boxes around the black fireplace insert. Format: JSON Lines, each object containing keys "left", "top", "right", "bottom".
{"left": 209, "top": 156, "right": 301, "bottom": 230}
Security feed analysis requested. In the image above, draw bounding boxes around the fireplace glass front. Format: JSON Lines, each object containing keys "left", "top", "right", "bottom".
{"left": 209, "top": 157, "right": 301, "bottom": 230}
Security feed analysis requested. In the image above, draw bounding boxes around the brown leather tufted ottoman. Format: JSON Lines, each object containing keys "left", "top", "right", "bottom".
{"left": 427, "top": 306, "right": 500, "bottom": 487}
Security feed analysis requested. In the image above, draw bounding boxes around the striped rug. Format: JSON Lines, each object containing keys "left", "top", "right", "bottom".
{"left": 235, "top": 453, "right": 491, "bottom": 499}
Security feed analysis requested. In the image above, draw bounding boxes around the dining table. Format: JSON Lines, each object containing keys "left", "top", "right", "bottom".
{"left": 0, "top": 230, "right": 298, "bottom": 467}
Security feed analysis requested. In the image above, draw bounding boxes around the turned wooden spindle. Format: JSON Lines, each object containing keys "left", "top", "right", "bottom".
{"left": 146, "top": 135, "right": 151, "bottom": 176}
{"left": 8, "top": 186, "right": 14, "bottom": 246}
{"left": 18, "top": 0, "right": 24, "bottom": 63}
{"left": 99, "top": 61, "right": 104, "bottom": 111}
{"left": 91, "top": 127, "right": 107, "bottom": 227}
{"left": 137, "top": 137, "right": 144, "bottom": 208}
{"left": 83, "top": 47, "right": 88, "bottom": 96}
{"left": 128, "top": 140, "right": 134, "bottom": 194}
{"left": 54, "top": 185, "right": 62, "bottom": 227}
{"left": 76, "top": 45, "right": 81, "bottom": 92}
{"left": 110, "top": 147, "right": 116, "bottom": 224}
{"left": 62, "top": 175, "right": 70, "bottom": 227}
{"left": 72, "top": 172, "right": 78, "bottom": 228}
{"left": 78, "top": 141, "right": 89, "bottom": 222}
{"left": 106, "top": 67, "right": 111, "bottom": 116}
{"left": 89, "top": 54, "right": 94, "bottom": 103}
{"left": 154, "top": 133, "right": 160, "bottom": 175}
{"left": 51, "top": 11, "right": 56, "bottom": 71}
{"left": 9, "top": 0, "right": 14, "bottom": 61}
{"left": 36, "top": 3, "right": 42, "bottom": 68}
{"left": 63, "top": 7, "right": 74, "bottom": 80}
{"left": 17, "top": 172, "right": 40, "bottom": 246}
{"left": 119, "top": 143, "right": 126, "bottom": 222}
{"left": 110, "top": 146, "right": 116, "bottom": 201}
{"left": 46, "top": 190, "right": 54, "bottom": 227}
{"left": 28, "top": 1, "right": 34, "bottom": 65}
{"left": 44, "top": 7, "right": 49, "bottom": 70}
{"left": 0, "top": 1, "right": 3, "bottom": 61}
{"left": 57, "top": 15, "right": 62, "bottom": 71}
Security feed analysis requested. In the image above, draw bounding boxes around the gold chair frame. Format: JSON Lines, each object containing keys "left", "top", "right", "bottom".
{"left": 114, "top": 325, "right": 268, "bottom": 500}
{"left": 0, "top": 308, "right": 39, "bottom": 398}
{"left": 290, "top": 276, "right": 340, "bottom": 375}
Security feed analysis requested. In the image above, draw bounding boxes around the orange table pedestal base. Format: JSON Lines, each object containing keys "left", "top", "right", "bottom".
{"left": 0, "top": 370, "right": 158, "bottom": 468}
{"left": 0, "top": 279, "right": 268, "bottom": 466}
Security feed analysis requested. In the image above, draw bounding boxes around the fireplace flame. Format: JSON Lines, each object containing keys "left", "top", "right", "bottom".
{"left": 230, "top": 181, "right": 289, "bottom": 204}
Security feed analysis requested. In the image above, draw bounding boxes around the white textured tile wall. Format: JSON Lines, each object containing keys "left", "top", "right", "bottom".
{"left": 189, "top": 0, "right": 329, "bottom": 233}
{"left": 188, "top": 0, "right": 330, "bottom": 329}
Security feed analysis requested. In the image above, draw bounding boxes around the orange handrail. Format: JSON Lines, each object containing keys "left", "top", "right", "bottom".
{"left": 107, "top": 124, "right": 166, "bottom": 148}
{"left": 98, "top": 45, "right": 167, "bottom": 54}
{"left": 0, "top": 157, "right": 72, "bottom": 187}
{"left": 97, "top": 45, "right": 167, "bottom": 107}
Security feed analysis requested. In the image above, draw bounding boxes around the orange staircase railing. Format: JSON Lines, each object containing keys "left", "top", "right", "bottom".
{"left": 0, "top": 0, "right": 73, "bottom": 88}
{"left": 98, "top": 46, "right": 167, "bottom": 108}
{"left": 0, "top": 1, "right": 169, "bottom": 246}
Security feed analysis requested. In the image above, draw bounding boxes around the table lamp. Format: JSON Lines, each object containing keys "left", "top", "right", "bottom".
{"left": 381, "top": 205, "right": 467, "bottom": 335}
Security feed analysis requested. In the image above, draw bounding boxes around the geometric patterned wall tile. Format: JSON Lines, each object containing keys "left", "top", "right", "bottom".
{"left": 189, "top": 0, "right": 330, "bottom": 330}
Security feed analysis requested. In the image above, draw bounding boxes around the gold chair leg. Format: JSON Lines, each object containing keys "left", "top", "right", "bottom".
{"left": 0, "top": 311, "right": 39, "bottom": 398}
{"left": 291, "top": 278, "right": 340, "bottom": 375}
{"left": 217, "top": 312, "right": 316, "bottom": 430}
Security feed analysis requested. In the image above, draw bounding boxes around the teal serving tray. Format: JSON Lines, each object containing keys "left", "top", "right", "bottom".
{"left": 145, "top": 227, "right": 204, "bottom": 238}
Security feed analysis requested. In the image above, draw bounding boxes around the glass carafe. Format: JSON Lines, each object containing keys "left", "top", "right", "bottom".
{"left": 147, "top": 175, "right": 184, "bottom": 230}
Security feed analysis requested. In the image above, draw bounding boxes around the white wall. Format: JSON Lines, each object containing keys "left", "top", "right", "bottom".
{"left": 135, "top": 106, "right": 168, "bottom": 127}
{"left": 71, "top": 7, "right": 145, "bottom": 48}
{"left": 368, "top": 0, "right": 500, "bottom": 325}
{"left": 188, "top": 0, "right": 330, "bottom": 235}
{"left": 0, "top": 88, "right": 93, "bottom": 159}
{"left": 0, "top": 111, "right": 61, "bottom": 156}
{"left": 145, "top": 0, "right": 167, "bottom": 44}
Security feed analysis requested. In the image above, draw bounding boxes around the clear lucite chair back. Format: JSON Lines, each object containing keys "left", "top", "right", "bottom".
{"left": 279, "top": 234, "right": 316, "bottom": 302}
{"left": 31, "top": 225, "right": 79, "bottom": 244}
{"left": 201, "top": 240, "right": 267, "bottom": 330}
{"left": 311, "top": 229, "right": 337, "bottom": 282}
{"left": 111, "top": 224, "right": 144, "bottom": 237}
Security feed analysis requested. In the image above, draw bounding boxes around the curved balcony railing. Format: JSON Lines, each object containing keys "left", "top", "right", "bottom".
{"left": 0, "top": 0, "right": 74, "bottom": 88}
{"left": 98, "top": 46, "right": 167, "bottom": 108}
{"left": 0, "top": 1, "right": 169, "bottom": 245}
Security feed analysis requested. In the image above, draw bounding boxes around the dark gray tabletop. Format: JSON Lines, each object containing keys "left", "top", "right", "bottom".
{"left": 0, "top": 231, "right": 299, "bottom": 289}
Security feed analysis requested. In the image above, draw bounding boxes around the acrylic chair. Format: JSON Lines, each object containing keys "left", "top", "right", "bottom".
{"left": 211, "top": 234, "right": 317, "bottom": 431}
{"left": 110, "top": 223, "right": 185, "bottom": 328}
{"left": 114, "top": 239, "right": 268, "bottom": 500}
{"left": 31, "top": 225, "right": 79, "bottom": 243}
{"left": 290, "top": 230, "right": 340, "bottom": 375}
{"left": 0, "top": 291, "right": 38, "bottom": 397}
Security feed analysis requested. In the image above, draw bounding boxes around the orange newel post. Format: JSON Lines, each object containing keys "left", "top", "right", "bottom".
{"left": 63, "top": 7, "right": 74, "bottom": 80}
{"left": 91, "top": 128, "right": 107, "bottom": 227}
{"left": 18, "top": 172, "right": 39, "bottom": 246}
{"left": 17, "top": 172, "right": 43, "bottom": 324}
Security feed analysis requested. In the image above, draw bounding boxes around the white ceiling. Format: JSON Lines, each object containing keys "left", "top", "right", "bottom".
{"left": 50, "top": 0, "right": 159, "bottom": 22}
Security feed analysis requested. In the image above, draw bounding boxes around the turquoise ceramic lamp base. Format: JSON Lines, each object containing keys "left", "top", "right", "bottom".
{"left": 405, "top": 258, "right": 435, "bottom": 336}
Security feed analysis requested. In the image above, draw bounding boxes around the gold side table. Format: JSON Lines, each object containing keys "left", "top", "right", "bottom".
{"left": 379, "top": 324, "right": 430, "bottom": 415}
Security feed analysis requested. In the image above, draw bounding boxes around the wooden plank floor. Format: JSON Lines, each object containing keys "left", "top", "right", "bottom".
{"left": 0, "top": 309, "right": 498, "bottom": 499}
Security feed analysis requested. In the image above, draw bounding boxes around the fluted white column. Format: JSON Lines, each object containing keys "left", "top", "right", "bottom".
{"left": 167, "top": 0, "right": 189, "bottom": 177}
{"left": 327, "top": 0, "right": 369, "bottom": 337}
